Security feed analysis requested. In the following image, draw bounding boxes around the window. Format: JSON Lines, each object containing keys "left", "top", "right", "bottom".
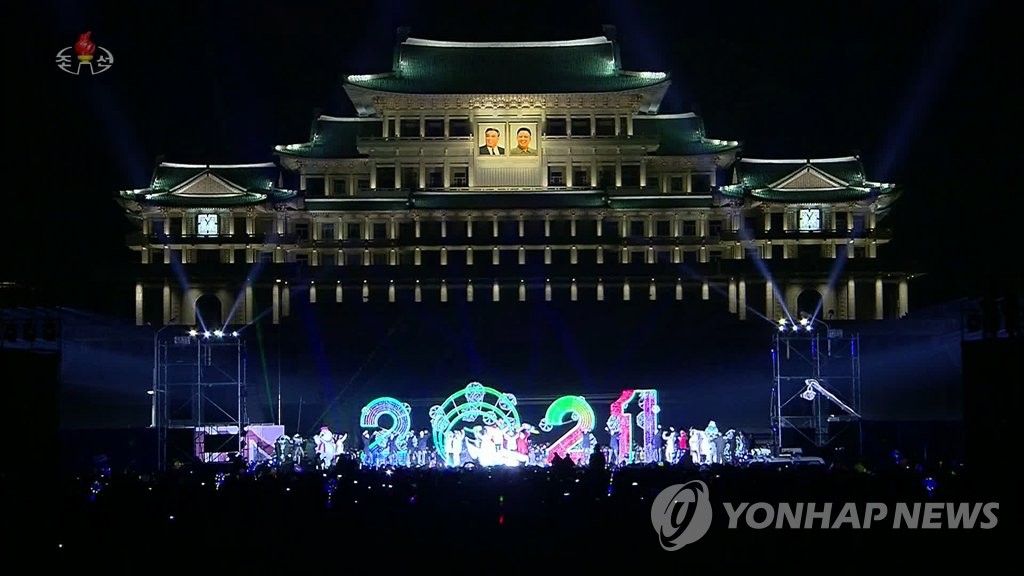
{"left": 645, "top": 174, "right": 658, "bottom": 189}
{"left": 320, "top": 252, "right": 336, "bottom": 266}
{"left": 670, "top": 176, "right": 685, "bottom": 192}
{"left": 450, "top": 168, "right": 468, "bottom": 187}
{"left": 595, "top": 117, "right": 616, "bottom": 136}
{"left": 399, "top": 119, "right": 419, "bottom": 137}
{"left": 424, "top": 119, "right": 444, "bottom": 137}
{"left": 449, "top": 118, "right": 470, "bottom": 137}
{"left": 655, "top": 220, "right": 671, "bottom": 237}
{"left": 682, "top": 220, "right": 697, "bottom": 236}
{"left": 427, "top": 167, "right": 444, "bottom": 188}
{"left": 547, "top": 166, "right": 565, "bottom": 186}
{"left": 573, "top": 166, "right": 590, "bottom": 187}
{"left": 295, "top": 253, "right": 309, "bottom": 265}
{"left": 376, "top": 166, "right": 395, "bottom": 189}
{"left": 197, "top": 249, "right": 220, "bottom": 265}
{"left": 357, "top": 178, "right": 370, "bottom": 192}
{"left": 346, "top": 223, "right": 362, "bottom": 240}
{"left": 332, "top": 178, "right": 348, "bottom": 196}
{"left": 295, "top": 223, "right": 309, "bottom": 240}
{"left": 570, "top": 117, "right": 591, "bottom": 136}
{"left": 305, "top": 177, "right": 325, "bottom": 196}
{"left": 233, "top": 249, "right": 247, "bottom": 263}
{"left": 322, "top": 223, "right": 335, "bottom": 240}
{"left": 545, "top": 118, "right": 567, "bottom": 136}
{"left": 398, "top": 222, "right": 415, "bottom": 240}
{"left": 601, "top": 219, "right": 620, "bottom": 239}
{"left": 708, "top": 220, "right": 722, "bottom": 238}
{"left": 691, "top": 174, "right": 712, "bottom": 193}
{"left": 629, "top": 220, "right": 645, "bottom": 237}
{"left": 621, "top": 165, "right": 640, "bottom": 187}
{"left": 401, "top": 167, "right": 418, "bottom": 191}
{"left": 234, "top": 217, "right": 247, "bottom": 236}
{"left": 259, "top": 252, "right": 273, "bottom": 263}
{"left": 372, "top": 223, "right": 387, "bottom": 240}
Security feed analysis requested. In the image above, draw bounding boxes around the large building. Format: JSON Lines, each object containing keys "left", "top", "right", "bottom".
{"left": 117, "top": 28, "right": 907, "bottom": 330}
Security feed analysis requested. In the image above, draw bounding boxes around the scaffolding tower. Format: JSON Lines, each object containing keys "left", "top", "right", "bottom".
{"left": 770, "top": 320, "right": 861, "bottom": 454}
{"left": 154, "top": 330, "right": 247, "bottom": 471}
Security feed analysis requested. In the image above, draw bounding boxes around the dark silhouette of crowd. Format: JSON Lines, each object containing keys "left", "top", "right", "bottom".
{"left": 46, "top": 445, "right": 1014, "bottom": 570}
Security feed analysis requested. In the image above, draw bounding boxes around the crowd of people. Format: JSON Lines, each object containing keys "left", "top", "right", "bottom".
{"left": 46, "top": 443, "right": 1013, "bottom": 569}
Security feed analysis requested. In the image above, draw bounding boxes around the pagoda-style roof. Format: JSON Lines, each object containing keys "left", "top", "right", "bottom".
{"left": 633, "top": 113, "right": 740, "bottom": 156}
{"left": 117, "top": 163, "right": 297, "bottom": 209}
{"left": 719, "top": 157, "right": 900, "bottom": 208}
{"left": 344, "top": 31, "right": 669, "bottom": 98}
{"left": 275, "top": 116, "right": 381, "bottom": 160}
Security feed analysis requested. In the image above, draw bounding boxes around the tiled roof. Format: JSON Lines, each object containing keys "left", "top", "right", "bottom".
{"left": 345, "top": 35, "right": 669, "bottom": 94}
{"left": 719, "top": 157, "right": 900, "bottom": 204}
{"left": 633, "top": 114, "right": 740, "bottom": 156}
{"left": 275, "top": 116, "right": 381, "bottom": 159}
{"left": 607, "top": 194, "right": 714, "bottom": 210}
{"left": 118, "top": 163, "right": 296, "bottom": 208}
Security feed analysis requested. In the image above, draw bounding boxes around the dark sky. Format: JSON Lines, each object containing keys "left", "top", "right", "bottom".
{"left": 8, "top": 0, "right": 1012, "bottom": 311}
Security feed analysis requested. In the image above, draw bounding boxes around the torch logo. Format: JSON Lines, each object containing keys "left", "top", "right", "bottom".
{"left": 56, "top": 32, "right": 114, "bottom": 75}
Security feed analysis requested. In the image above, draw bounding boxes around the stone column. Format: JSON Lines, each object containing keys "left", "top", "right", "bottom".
{"left": 676, "top": 279, "right": 683, "bottom": 301}
{"left": 135, "top": 282, "right": 144, "bottom": 326}
{"left": 846, "top": 279, "right": 856, "bottom": 320}
{"left": 738, "top": 279, "right": 747, "bottom": 320}
{"left": 701, "top": 281, "right": 710, "bottom": 301}
{"left": 336, "top": 283, "right": 343, "bottom": 303}
{"left": 728, "top": 278, "right": 737, "bottom": 314}
{"left": 282, "top": 284, "right": 291, "bottom": 317}
{"left": 898, "top": 279, "right": 909, "bottom": 318}
{"left": 622, "top": 279, "right": 630, "bottom": 301}
{"left": 596, "top": 279, "right": 604, "bottom": 301}
{"left": 875, "top": 278, "right": 884, "bottom": 320}
{"left": 162, "top": 282, "right": 171, "bottom": 325}
{"left": 766, "top": 281, "right": 775, "bottom": 321}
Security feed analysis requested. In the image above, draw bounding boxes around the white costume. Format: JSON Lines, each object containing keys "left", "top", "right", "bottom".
{"left": 314, "top": 426, "right": 339, "bottom": 469}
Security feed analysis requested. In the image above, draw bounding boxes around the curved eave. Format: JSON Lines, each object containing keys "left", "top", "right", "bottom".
{"left": 607, "top": 195, "right": 714, "bottom": 210}
{"left": 120, "top": 189, "right": 297, "bottom": 208}
{"left": 653, "top": 140, "right": 741, "bottom": 157}
{"left": 274, "top": 145, "right": 363, "bottom": 160}
{"left": 344, "top": 81, "right": 670, "bottom": 116}
{"left": 344, "top": 77, "right": 670, "bottom": 95}
{"left": 749, "top": 188, "right": 874, "bottom": 203}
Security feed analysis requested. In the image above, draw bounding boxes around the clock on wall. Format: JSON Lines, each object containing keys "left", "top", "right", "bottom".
{"left": 197, "top": 213, "right": 219, "bottom": 236}
{"left": 798, "top": 208, "right": 821, "bottom": 231}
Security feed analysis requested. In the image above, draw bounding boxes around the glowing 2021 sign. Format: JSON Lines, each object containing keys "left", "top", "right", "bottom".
{"left": 360, "top": 397, "right": 412, "bottom": 462}
{"left": 428, "top": 382, "right": 521, "bottom": 467}
{"left": 358, "top": 383, "right": 661, "bottom": 467}
{"left": 539, "top": 395, "right": 595, "bottom": 464}
{"left": 607, "top": 389, "right": 660, "bottom": 465}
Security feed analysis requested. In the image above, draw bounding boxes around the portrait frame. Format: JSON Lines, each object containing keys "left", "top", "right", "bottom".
{"left": 507, "top": 122, "right": 540, "bottom": 157}
{"left": 476, "top": 122, "right": 508, "bottom": 157}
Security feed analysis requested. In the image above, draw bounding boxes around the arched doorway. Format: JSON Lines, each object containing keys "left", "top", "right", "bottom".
{"left": 796, "top": 288, "right": 823, "bottom": 319}
{"left": 195, "top": 294, "right": 223, "bottom": 328}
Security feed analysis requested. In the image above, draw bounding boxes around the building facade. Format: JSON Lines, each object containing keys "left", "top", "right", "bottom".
{"left": 118, "top": 29, "right": 907, "bottom": 329}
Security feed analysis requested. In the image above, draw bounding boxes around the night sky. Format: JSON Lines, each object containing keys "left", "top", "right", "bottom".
{"left": 9, "top": 0, "right": 1012, "bottom": 311}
